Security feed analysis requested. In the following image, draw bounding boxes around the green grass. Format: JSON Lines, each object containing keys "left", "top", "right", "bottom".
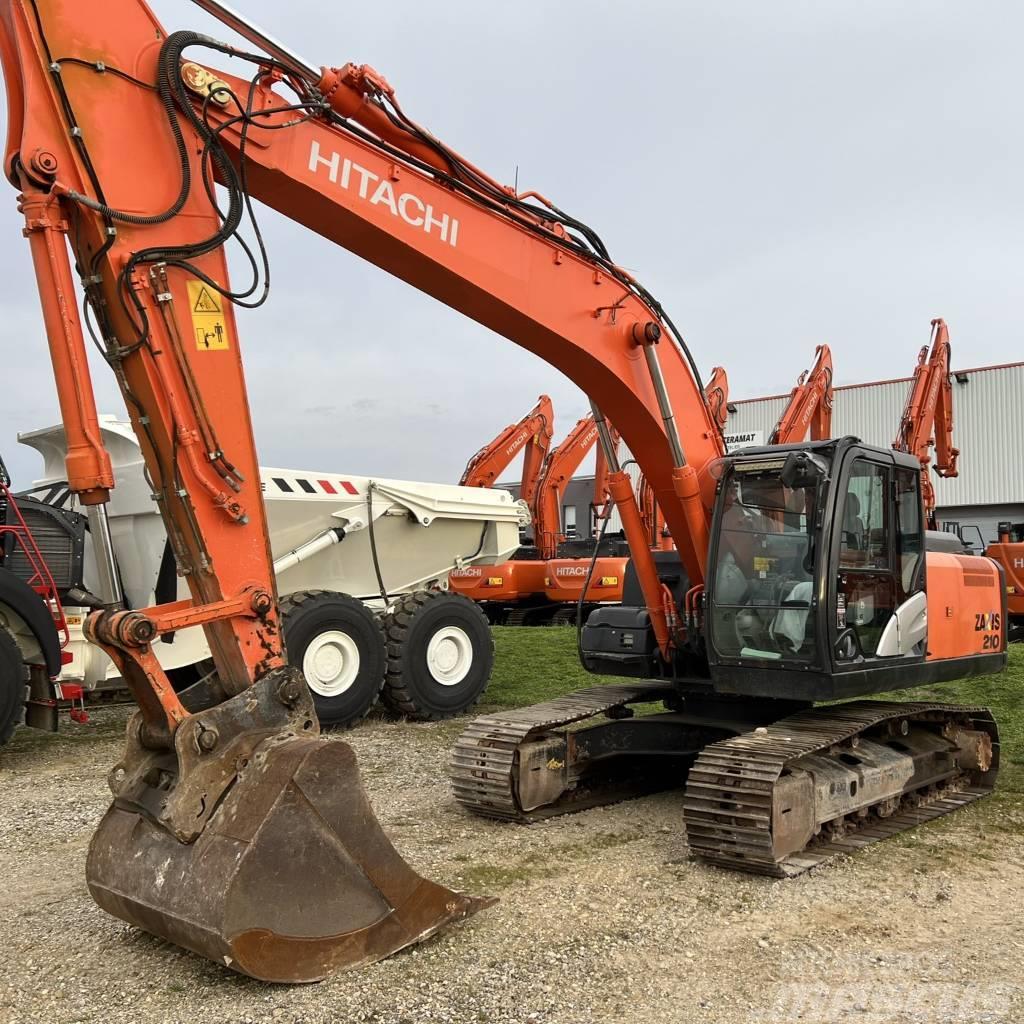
{"left": 486, "top": 627, "right": 1024, "bottom": 815}
{"left": 485, "top": 626, "right": 599, "bottom": 707}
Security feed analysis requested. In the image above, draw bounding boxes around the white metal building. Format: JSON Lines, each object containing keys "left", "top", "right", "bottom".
{"left": 725, "top": 360, "right": 1024, "bottom": 544}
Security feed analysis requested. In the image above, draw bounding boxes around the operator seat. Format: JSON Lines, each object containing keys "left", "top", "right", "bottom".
{"left": 843, "top": 492, "right": 865, "bottom": 550}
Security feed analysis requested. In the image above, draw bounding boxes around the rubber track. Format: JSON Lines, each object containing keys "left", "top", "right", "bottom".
{"left": 450, "top": 681, "right": 675, "bottom": 821}
{"left": 683, "top": 700, "right": 998, "bottom": 877}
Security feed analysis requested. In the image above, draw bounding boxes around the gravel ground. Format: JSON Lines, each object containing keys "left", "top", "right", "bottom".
{"left": 2, "top": 706, "right": 1023, "bottom": 1024}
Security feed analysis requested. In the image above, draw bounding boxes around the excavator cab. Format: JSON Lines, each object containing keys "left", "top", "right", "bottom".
{"left": 584, "top": 438, "right": 1006, "bottom": 698}
{"left": 706, "top": 437, "right": 1005, "bottom": 699}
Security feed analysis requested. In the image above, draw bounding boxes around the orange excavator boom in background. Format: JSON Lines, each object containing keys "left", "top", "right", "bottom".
{"left": 769, "top": 345, "right": 834, "bottom": 445}
{"left": 1, "top": 0, "right": 1007, "bottom": 986}
{"left": 704, "top": 365, "right": 729, "bottom": 432}
{"left": 893, "top": 319, "right": 959, "bottom": 529}
{"left": 533, "top": 414, "right": 614, "bottom": 560}
{"left": 460, "top": 393, "right": 554, "bottom": 508}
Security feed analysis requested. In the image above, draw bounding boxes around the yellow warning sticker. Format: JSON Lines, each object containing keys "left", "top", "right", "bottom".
{"left": 187, "top": 280, "right": 231, "bottom": 351}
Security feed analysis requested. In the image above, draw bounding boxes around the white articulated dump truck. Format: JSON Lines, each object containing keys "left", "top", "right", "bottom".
{"left": 4, "top": 417, "right": 527, "bottom": 732}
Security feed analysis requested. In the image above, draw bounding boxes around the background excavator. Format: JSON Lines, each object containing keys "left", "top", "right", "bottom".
{"left": 893, "top": 319, "right": 959, "bottom": 531}
{"left": 892, "top": 320, "right": 1024, "bottom": 641}
{"left": 1, "top": 0, "right": 1008, "bottom": 986}
{"left": 987, "top": 522, "right": 1023, "bottom": 640}
{"left": 450, "top": 413, "right": 615, "bottom": 625}
{"left": 459, "top": 394, "right": 554, "bottom": 509}
{"left": 543, "top": 367, "right": 730, "bottom": 616}
{"left": 768, "top": 344, "right": 834, "bottom": 445}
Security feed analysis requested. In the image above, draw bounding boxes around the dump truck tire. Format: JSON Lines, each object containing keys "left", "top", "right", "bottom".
{"left": 280, "top": 590, "right": 386, "bottom": 728}
{"left": 381, "top": 591, "right": 494, "bottom": 720}
{"left": 0, "top": 625, "right": 25, "bottom": 746}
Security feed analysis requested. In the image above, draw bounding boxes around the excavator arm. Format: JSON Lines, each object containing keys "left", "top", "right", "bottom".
{"left": 768, "top": 345, "right": 834, "bottom": 444}
{"left": 532, "top": 414, "right": 602, "bottom": 559}
{"left": 589, "top": 420, "right": 622, "bottom": 528}
{"left": 704, "top": 365, "right": 729, "bottom": 432}
{"left": 1, "top": 0, "right": 726, "bottom": 981}
{"left": 893, "top": 318, "right": 959, "bottom": 528}
{"left": 459, "top": 393, "right": 554, "bottom": 509}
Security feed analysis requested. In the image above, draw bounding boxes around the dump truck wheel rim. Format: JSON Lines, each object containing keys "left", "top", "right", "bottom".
{"left": 303, "top": 630, "right": 360, "bottom": 696}
{"left": 426, "top": 626, "right": 473, "bottom": 686}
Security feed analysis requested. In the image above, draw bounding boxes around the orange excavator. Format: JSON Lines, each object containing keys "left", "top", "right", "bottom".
{"left": 893, "top": 319, "right": 959, "bottom": 530}
{"left": 543, "top": 368, "right": 728, "bottom": 617}
{"left": 986, "top": 522, "right": 1023, "bottom": 641}
{"left": 769, "top": 344, "right": 834, "bottom": 444}
{"left": 450, "top": 413, "right": 613, "bottom": 624}
{"left": 459, "top": 393, "right": 554, "bottom": 508}
{"left": 2, "top": 0, "right": 1007, "bottom": 985}
{"left": 704, "top": 365, "right": 730, "bottom": 432}
{"left": 896, "top": 321, "right": 1021, "bottom": 639}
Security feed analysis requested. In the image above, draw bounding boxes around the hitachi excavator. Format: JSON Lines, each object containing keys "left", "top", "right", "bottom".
{"left": 1, "top": 0, "right": 1007, "bottom": 986}
{"left": 769, "top": 344, "right": 834, "bottom": 445}
{"left": 896, "top": 320, "right": 1022, "bottom": 640}
{"left": 893, "top": 319, "right": 959, "bottom": 531}
{"left": 450, "top": 413, "right": 614, "bottom": 624}
{"left": 543, "top": 368, "right": 729, "bottom": 616}
{"left": 459, "top": 394, "right": 554, "bottom": 508}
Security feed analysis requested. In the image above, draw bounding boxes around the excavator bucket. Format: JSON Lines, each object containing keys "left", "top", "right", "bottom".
{"left": 86, "top": 734, "right": 489, "bottom": 983}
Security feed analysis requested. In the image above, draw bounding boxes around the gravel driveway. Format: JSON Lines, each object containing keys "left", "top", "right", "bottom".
{"left": 2, "top": 706, "right": 1022, "bottom": 1024}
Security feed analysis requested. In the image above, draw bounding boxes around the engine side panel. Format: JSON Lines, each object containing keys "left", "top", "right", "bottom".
{"left": 925, "top": 553, "right": 1006, "bottom": 660}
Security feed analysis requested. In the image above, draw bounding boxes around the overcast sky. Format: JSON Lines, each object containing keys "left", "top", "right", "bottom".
{"left": 1, "top": 0, "right": 1021, "bottom": 487}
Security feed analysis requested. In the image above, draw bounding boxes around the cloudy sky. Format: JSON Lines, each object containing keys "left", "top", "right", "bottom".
{"left": 1, "top": 0, "right": 1021, "bottom": 487}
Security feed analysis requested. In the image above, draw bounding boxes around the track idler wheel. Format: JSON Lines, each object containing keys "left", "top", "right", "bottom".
{"left": 86, "top": 677, "right": 489, "bottom": 982}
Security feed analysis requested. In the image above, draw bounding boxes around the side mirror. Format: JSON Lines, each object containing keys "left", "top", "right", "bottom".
{"left": 780, "top": 451, "right": 827, "bottom": 490}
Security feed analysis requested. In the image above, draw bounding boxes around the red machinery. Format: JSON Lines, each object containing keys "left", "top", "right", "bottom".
{"left": 893, "top": 319, "right": 959, "bottom": 530}
{"left": 986, "top": 522, "right": 1023, "bottom": 640}
{"left": 0, "top": 0, "right": 1007, "bottom": 984}
{"left": 0, "top": 453, "right": 74, "bottom": 740}
{"left": 449, "top": 413, "right": 612, "bottom": 624}
{"left": 769, "top": 345, "right": 834, "bottom": 444}
{"left": 459, "top": 393, "right": 554, "bottom": 510}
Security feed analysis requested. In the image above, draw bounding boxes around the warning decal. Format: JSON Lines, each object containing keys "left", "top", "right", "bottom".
{"left": 186, "top": 280, "right": 231, "bottom": 351}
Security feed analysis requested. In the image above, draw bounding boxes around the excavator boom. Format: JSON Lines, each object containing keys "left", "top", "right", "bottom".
{"left": 460, "top": 394, "right": 554, "bottom": 509}
{"left": 704, "top": 366, "right": 729, "bottom": 432}
{"left": 0, "top": 0, "right": 722, "bottom": 979}
{"left": 893, "top": 318, "right": 959, "bottom": 528}
{"left": 769, "top": 345, "right": 834, "bottom": 445}
{"left": 532, "top": 414, "right": 609, "bottom": 559}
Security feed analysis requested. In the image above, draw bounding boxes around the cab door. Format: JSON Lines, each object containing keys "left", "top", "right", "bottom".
{"left": 829, "top": 453, "right": 927, "bottom": 666}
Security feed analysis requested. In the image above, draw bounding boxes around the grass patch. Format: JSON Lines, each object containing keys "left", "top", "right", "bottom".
{"left": 484, "top": 626, "right": 604, "bottom": 708}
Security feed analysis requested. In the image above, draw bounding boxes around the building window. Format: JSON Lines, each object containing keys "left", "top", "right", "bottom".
{"left": 563, "top": 504, "right": 577, "bottom": 538}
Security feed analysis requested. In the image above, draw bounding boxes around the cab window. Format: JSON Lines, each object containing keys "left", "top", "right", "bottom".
{"left": 895, "top": 467, "right": 923, "bottom": 595}
{"left": 835, "top": 460, "right": 894, "bottom": 658}
{"left": 839, "top": 461, "right": 889, "bottom": 569}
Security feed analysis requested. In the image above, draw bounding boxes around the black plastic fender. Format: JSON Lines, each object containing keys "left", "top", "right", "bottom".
{"left": 0, "top": 566, "right": 61, "bottom": 677}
